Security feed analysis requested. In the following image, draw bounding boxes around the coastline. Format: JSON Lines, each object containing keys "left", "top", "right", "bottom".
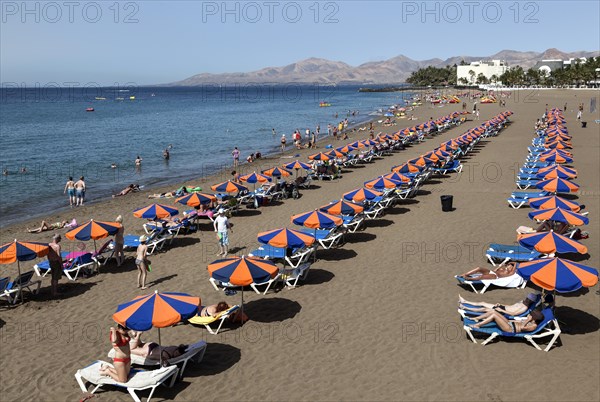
{"left": 0, "top": 112, "right": 382, "bottom": 231}
{"left": 0, "top": 86, "right": 402, "bottom": 229}
{"left": 0, "top": 89, "right": 598, "bottom": 401}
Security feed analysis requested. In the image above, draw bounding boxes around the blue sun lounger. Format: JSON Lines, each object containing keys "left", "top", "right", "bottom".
{"left": 298, "top": 228, "right": 343, "bottom": 249}
{"left": 462, "top": 308, "right": 561, "bottom": 351}
{"left": 516, "top": 179, "right": 540, "bottom": 190}
{"left": 486, "top": 243, "right": 542, "bottom": 266}
{"left": 248, "top": 245, "right": 287, "bottom": 259}
{"left": 511, "top": 190, "right": 549, "bottom": 199}
{"left": 455, "top": 273, "right": 527, "bottom": 294}
{"left": 432, "top": 160, "right": 463, "bottom": 174}
{"left": 33, "top": 251, "right": 69, "bottom": 277}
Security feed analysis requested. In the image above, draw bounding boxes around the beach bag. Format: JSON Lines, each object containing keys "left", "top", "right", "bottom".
{"left": 160, "top": 344, "right": 188, "bottom": 366}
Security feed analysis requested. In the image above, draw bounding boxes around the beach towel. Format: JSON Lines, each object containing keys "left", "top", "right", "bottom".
{"left": 480, "top": 273, "right": 525, "bottom": 289}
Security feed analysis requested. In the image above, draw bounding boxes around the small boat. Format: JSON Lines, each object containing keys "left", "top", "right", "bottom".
{"left": 116, "top": 97, "right": 124, "bottom": 101}
{"left": 95, "top": 97, "right": 106, "bottom": 100}
{"left": 129, "top": 96, "right": 135, "bottom": 100}
{"left": 86, "top": 107, "right": 95, "bottom": 112}
{"left": 319, "top": 101, "right": 332, "bottom": 107}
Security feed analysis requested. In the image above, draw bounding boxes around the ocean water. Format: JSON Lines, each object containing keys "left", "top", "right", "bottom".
{"left": 0, "top": 85, "right": 412, "bottom": 227}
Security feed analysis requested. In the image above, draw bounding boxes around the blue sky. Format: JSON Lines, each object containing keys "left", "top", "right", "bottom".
{"left": 2, "top": 1, "right": 599, "bottom": 85}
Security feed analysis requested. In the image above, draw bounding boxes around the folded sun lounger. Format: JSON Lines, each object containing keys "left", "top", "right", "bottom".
{"left": 75, "top": 360, "right": 179, "bottom": 402}
{"left": 486, "top": 243, "right": 542, "bottom": 266}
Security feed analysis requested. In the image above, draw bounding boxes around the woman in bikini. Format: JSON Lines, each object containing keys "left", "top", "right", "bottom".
{"left": 128, "top": 330, "right": 161, "bottom": 360}
{"left": 456, "top": 262, "right": 517, "bottom": 281}
{"left": 197, "top": 302, "right": 248, "bottom": 323}
{"left": 99, "top": 324, "right": 131, "bottom": 382}
{"left": 136, "top": 237, "right": 149, "bottom": 289}
{"left": 459, "top": 293, "right": 539, "bottom": 315}
{"left": 27, "top": 220, "right": 68, "bottom": 233}
{"left": 468, "top": 309, "right": 544, "bottom": 333}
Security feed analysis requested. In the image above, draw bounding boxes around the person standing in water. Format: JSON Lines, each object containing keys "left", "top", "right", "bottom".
{"left": 231, "top": 147, "right": 240, "bottom": 168}
{"left": 75, "top": 176, "right": 86, "bottom": 206}
{"left": 64, "top": 176, "right": 75, "bottom": 207}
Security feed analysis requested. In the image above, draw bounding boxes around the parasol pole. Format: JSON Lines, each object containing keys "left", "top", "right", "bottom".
{"left": 17, "top": 259, "right": 23, "bottom": 304}
{"left": 158, "top": 327, "right": 162, "bottom": 366}
{"left": 155, "top": 290, "right": 163, "bottom": 367}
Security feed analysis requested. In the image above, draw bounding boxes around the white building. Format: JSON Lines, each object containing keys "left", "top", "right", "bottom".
{"left": 457, "top": 60, "right": 508, "bottom": 85}
{"left": 532, "top": 57, "right": 588, "bottom": 77}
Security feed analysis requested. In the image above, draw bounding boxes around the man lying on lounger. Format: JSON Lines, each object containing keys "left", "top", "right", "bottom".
{"left": 459, "top": 292, "right": 539, "bottom": 316}
{"left": 467, "top": 309, "right": 544, "bottom": 333}
{"left": 456, "top": 262, "right": 517, "bottom": 280}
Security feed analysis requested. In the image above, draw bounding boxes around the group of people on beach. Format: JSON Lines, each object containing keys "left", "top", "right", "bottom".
{"left": 232, "top": 147, "right": 262, "bottom": 166}
{"left": 101, "top": 302, "right": 247, "bottom": 382}
{"left": 63, "top": 176, "right": 86, "bottom": 207}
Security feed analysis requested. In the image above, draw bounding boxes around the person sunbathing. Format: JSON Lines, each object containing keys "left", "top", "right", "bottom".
{"left": 100, "top": 324, "right": 131, "bottom": 382}
{"left": 193, "top": 203, "right": 215, "bottom": 220}
{"left": 198, "top": 301, "right": 248, "bottom": 323}
{"left": 128, "top": 330, "right": 161, "bottom": 360}
{"left": 456, "top": 262, "right": 517, "bottom": 280}
{"left": 27, "top": 219, "right": 77, "bottom": 233}
{"left": 468, "top": 309, "right": 544, "bottom": 333}
{"left": 113, "top": 184, "right": 140, "bottom": 198}
{"left": 517, "top": 221, "right": 569, "bottom": 235}
{"left": 459, "top": 293, "right": 539, "bottom": 315}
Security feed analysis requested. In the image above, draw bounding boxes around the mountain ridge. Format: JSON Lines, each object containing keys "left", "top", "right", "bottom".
{"left": 167, "top": 49, "right": 599, "bottom": 86}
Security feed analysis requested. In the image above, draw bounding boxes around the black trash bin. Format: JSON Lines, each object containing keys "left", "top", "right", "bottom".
{"left": 441, "top": 195, "right": 453, "bottom": 212}
{"left": 581, "top": 121, "right": 587, "bottom": 128}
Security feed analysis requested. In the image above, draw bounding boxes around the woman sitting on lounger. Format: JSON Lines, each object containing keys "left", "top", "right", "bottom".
{"left": 459, "top": 293, "right": 539, "bottom": 315}
{"left": 100, "top": 324, "right": 131, "bottom": 382}
{"left": 468, "top": 309, "right": 544, "bottom": 333}
{"left": 457, "top": 262, "right": 517, "bottom": 280}
{"left": 198, "top": 302, "right": 248, "bottom": 323}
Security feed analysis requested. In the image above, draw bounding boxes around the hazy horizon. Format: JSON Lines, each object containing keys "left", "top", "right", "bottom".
{"left": 2, "top": 1, "right": 599, "bottom": 85}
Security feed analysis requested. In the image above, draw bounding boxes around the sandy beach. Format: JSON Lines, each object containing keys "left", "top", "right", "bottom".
{"left": 1, "top": 89, "right": 599, "bottom": 401}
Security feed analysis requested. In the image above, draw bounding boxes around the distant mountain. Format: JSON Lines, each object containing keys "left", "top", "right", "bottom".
{"left": 166, "top": 49, "right": 599, "bottom": 86}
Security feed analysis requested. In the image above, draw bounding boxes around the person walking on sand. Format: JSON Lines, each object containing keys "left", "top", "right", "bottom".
{"left": 64, "top": 176, "right": 75, "bottom": 207}
{"left": 213, "top": 209, "right": 232, "bottom": 256}
{"left": 135, "top": 236, "right": 149, "bottom": 289}
{"left": 231, "top": 147, "right": 240, "bottom": 168}
{"left": 75, "top": 176, "right": 86, "bottom": 206}
{"left": 115, "top": 215, "right": 125, "bottom": 267}
{"left": 280, "top": 134, "right": 287, "bottom": 152}
{"left": 48, "top": 234, "right": 63, "bottom": 297}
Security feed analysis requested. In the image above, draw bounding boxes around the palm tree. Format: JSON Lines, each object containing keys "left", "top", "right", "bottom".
{"left": 468, "top": 70, "right": 476, "bottom": 85}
